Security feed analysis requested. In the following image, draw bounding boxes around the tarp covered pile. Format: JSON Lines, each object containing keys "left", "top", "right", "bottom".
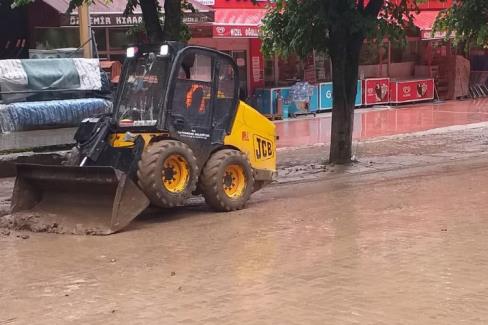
{"left": 0, "top": 58, "right": 111, "bottom": 133}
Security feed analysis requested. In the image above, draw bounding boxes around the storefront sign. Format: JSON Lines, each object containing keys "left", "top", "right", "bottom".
{"left": 194, "top": 0, "right": 215, "bottom": 5}
{"left": 362, "top": 78, "right": 390, "bottom": 105}
{"left": 389, "top": 79, "right": 435, "bottom": 103}
{"left": 421, "top": 30, "right": 448, "bottom": 40}
{"left": 62, "top": 12, "right": 214, "bottom": 26}
{"left": 213, "top": 25, "right": 260, "bottom": 38}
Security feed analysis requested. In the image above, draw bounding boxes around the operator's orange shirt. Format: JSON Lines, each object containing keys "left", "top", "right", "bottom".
{"left": 185, "top": 84, "right": 206, "bottom": 113}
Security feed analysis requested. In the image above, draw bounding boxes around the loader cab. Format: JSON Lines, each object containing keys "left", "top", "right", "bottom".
{"left": 165, "top": 46, "right": 240, "bottom": 148}
{"left": 113, "top": 43, "right": 240, "bottom": 149}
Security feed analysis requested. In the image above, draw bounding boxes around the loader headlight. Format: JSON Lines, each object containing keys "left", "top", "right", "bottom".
{"left": 160, "top": 44, "right": 169, "bottom": 56}
{"left": 126, "top": 46, "right": 138, "bottom": 58}
{"left": 123, "top": 131, "right": 136, "bottom": 142}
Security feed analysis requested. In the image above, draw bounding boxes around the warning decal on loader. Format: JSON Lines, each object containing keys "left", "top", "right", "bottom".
{"left": 254, "top": 135, "right": 274, "bottom": 160}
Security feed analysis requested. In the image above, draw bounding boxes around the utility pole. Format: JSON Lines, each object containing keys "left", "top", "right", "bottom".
{"left": 78, "top": 3, "right": 92, "bottom": 58}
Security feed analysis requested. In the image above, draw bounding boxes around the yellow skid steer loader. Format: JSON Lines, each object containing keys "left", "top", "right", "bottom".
{"left": 11, "top": 42, "right": 277, "bottom": 234}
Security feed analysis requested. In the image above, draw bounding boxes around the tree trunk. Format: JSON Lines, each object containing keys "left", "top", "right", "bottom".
{"left": 162, "top": 0, "right": 182, "bottom": 41}
{"left": 139, "top": 0, "right": 164, "bottom": 43}
{"left": 329, "top": 31, "right": 364, "bottom": 164}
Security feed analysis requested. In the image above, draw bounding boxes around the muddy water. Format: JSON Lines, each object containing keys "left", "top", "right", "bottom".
{"left": 1, "top": 156, "right": 488, "bottom": 324}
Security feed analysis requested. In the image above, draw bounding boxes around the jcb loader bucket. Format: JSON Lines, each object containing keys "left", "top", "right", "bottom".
{"left": 10, "top": 164, "right": 150, "bottom": 235}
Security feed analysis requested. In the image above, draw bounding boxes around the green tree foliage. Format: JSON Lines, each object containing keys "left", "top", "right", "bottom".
{"left": 261, "top": 0, "right": 423, "bottom": 163}
{"left": 433, "top": 0, "right": 488, "bottom": 49}
{"left": 12, "top": 0, "right": 190, "bottom": 42}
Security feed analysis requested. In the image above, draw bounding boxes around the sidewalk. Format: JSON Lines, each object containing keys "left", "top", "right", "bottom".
{"left": 276, "top": 98, "right": 488, "bottom": 148}
{"left": 0, "top": 99, "right": 487, "bottom": 153}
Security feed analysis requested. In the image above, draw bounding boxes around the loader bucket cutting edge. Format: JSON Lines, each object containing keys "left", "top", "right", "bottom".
{"left": 10, "top": 164, "right": 150, "bottom": 235}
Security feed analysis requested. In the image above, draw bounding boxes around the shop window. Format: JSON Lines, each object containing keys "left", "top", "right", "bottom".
{"left": 34, "top": 27, "right": 79, "bottom": 49}
{"left": 359, "top": 43, "right": 382, "bottom": 65}
{"left": 264, "top": 58, "right": 275, "bottom": 87}
{"left": 277, "top": 54, "right": 303, "bottom": 86}
{"left": 109, "top": 28, "right": 129, "bottom": 50}
{"left": 93, "top": 28, "right": 107, "bottom": 52}
{"left": 264, "top": 53, "right": 331, "bottom": 86}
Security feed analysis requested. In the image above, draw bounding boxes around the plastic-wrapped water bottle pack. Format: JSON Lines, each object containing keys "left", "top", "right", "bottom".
{"left": 289, "top": 81, "right": 314, "bottom": 103}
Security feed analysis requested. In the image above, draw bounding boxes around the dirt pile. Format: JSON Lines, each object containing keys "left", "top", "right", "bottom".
{"left": 0, "top": 213, "right": 107, "bottom": 235}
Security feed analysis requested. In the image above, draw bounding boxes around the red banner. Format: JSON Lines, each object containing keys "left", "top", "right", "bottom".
{"left": 213, "top": 25, "right": 260, "bottom": 38}
{"left": 249, "top": 38, "right": 264, "bottom": 93}
{"left": 362, "top": 78, "right": 390, "bottom": 105}
{"left": 390, "top": 79, "right": 435, "bottom": 103}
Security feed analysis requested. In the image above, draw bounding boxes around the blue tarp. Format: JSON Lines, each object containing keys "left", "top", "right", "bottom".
{"left": 0, "top": 98, "right": 112, "bottom": 133}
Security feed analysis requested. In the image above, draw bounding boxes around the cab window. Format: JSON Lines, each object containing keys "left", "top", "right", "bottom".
{"left": 172, "top": 52, "right": 214, "bottom": 128}
{"left": 214, "top": 59, "right": 238, "bottom": 132}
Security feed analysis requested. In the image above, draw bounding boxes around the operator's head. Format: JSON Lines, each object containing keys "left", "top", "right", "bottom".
{"left": 181, "top": 53, "right": 195, "bottom": 79}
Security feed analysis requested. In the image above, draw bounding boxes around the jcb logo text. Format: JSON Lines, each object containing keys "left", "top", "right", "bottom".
{"left": 254, "top": 135, "right": 274, "bottom": 160}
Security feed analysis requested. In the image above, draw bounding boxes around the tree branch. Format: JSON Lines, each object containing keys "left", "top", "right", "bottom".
{"left": 364, "top": 0, "right": 384, "bottom": 18}
{"left": 162, "top": 0, "right": 182, "bottom": 40}
{"left": 358, "top": 0, "right": 365, "bottom": 11}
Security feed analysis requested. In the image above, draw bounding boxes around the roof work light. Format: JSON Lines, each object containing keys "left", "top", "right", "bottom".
{"left": 126, "top": 47, "right": 138, "bottom": 58}
{"left": 160, "top": 45, "right": 169, "bottom": 56}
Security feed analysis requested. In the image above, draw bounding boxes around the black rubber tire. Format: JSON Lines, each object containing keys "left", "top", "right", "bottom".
{"left": 137, "top": 140, "right": 199, "bottom": 208}
{"left": 200, "top": 149, "right": 254, "bottom": 212}
{"left": 62, "top": 147, "right": 81, "bottom": 166}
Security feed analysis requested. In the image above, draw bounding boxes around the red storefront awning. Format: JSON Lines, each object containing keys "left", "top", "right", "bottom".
{"left": 413, "top": 11, "right": 447, "bottom": 40}
{"left": 213, "top": 9, "right": 267, "bottom": 38}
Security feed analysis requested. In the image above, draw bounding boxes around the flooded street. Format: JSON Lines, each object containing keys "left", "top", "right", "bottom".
{"left": 3, "top": 119, "right": 488, "bottom": 324}
{"left": 277, "top": 99, "right": 488, "bottom": 148}
{"left": 0, "top": 0, "right": 486, "bottom": 320}
{"left": 2, "top": 151, "right": 488, "bottom": 324}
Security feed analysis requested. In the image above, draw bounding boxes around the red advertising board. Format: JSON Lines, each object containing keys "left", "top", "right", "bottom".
{"left": 362, "top": 78, "right": 390, "bottom": 105}
{"left": 389, "top": 79, "right": 435, "bottom": 104}
{"left": 249, "top": 38, "right": 264, "bottom": 93}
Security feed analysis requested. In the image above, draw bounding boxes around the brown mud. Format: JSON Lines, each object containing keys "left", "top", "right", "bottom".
{"left": 0, "top": 213, "right": 109, "bottom": 235}
{"left": 2, "top": 151, "right": 488, "bottom": 323}
{"left": 1, "top": 124, "right": 488, "bottom": 235}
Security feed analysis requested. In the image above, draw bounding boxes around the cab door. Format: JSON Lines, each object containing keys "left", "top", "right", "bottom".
{"left": 166, "top": 49, "right": 215, "bottom": 159}
{"left": 166, "top": 47, "right": 239, "bottom": 164}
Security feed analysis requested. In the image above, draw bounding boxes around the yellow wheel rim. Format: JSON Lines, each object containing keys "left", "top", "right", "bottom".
{"left": 162, "top": 154, "right": 190, "bottom": 193}
{"left": 223, "top": 164, "right": 247, "bottom": 198}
